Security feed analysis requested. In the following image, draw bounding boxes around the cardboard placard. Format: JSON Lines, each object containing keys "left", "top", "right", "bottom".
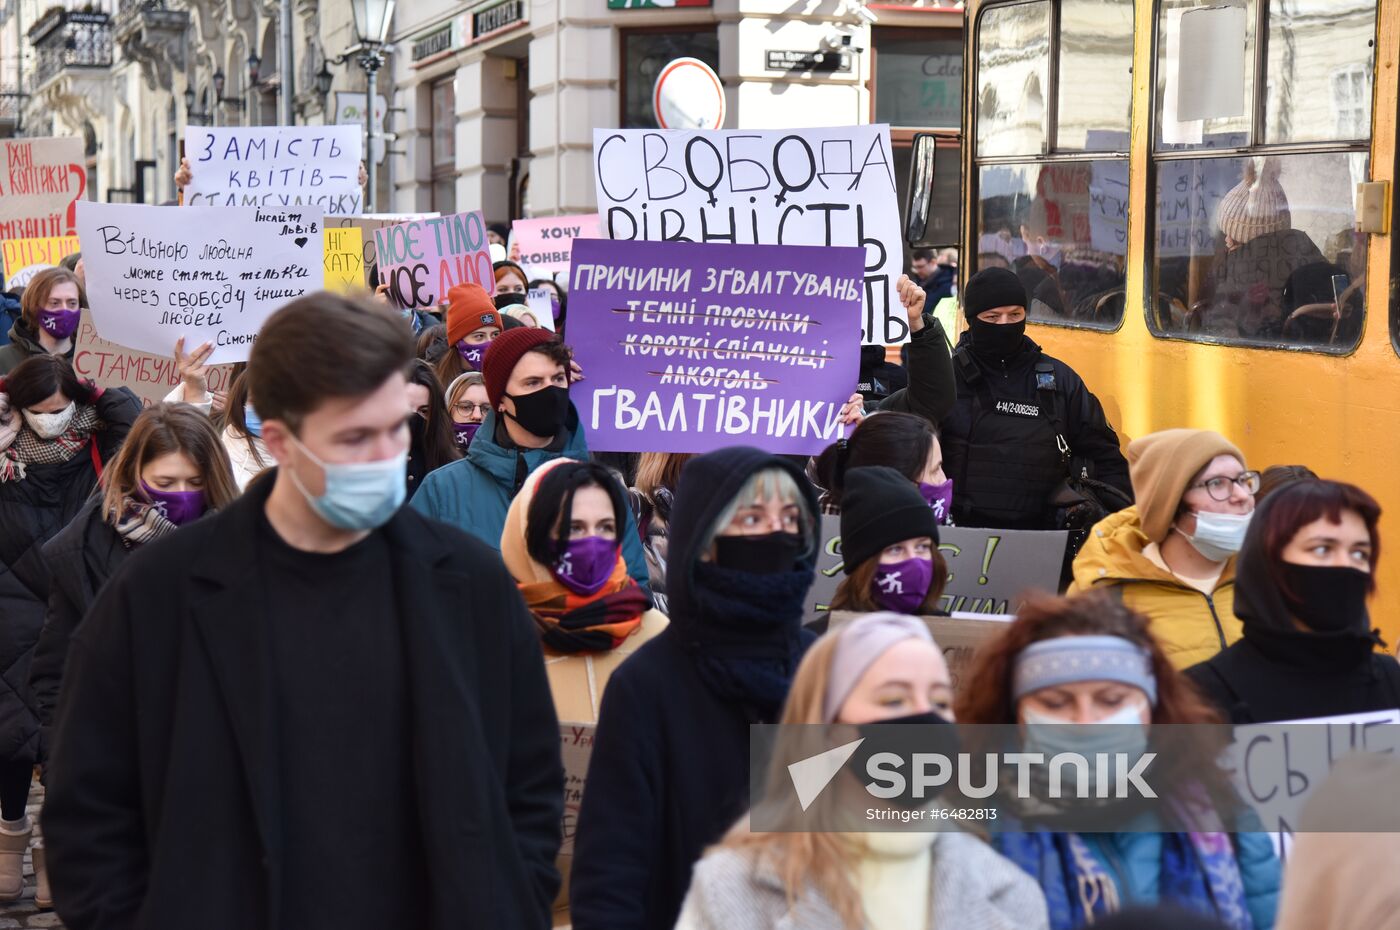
{"left": 73, "top": 311, "right": 234, "bottom": 407}
{"left": 77, "top": 202, "right": 325, "bottom": 365}
{"left": 1223, "top": 710, "right": 1400, "bottom": 859}
{"left": 0, "top": 137, "right": 86, "bottom": 239}
{"left": 327, "top": 213, "right": 440, "bottom": 269}
{"left": 184, "top": 126, "right": 363, "bottom": 215}
{"left": 1, "top": 234, "right": 81, "bottom": 289}
{"left": 808, "top": 515, "right": 1068, "bottom": 619}
{"left": 523, "top": 288, "right": 557, "bottom": 331}
{"left": 323, "top": 226, "right": 366, "bottom": 293}
{"left": 593, "top": 125, "right": 905, "bottom": 344}
{"left": 511, "top": 213, "right": 600, "bottom": 274}
{"left": 373, "top": 210, "right": 495, "bottom": 309}
{"left": 569, "top": 238, "right": 863, "bottom": 454}
{"left": 829, "top": 610, "right": 1012, "bottom": 695}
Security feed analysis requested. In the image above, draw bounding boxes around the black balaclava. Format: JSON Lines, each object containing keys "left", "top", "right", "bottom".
{"left": 963, "top": 267, "right": 1029, "bottom": 362}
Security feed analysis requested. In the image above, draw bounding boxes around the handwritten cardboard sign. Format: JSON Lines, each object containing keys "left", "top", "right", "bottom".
{"left": 323, "top": 226, "right": 365, "bottom": 293}
{"left": 0, "top": 137, "right": 86, "bottom": 240}
{"left": 73, "top": 311, "right": 234, "bottom": 407}
{"left": 522, "top": 288, "right": 557, "bottom": 331}
{"left": 807, "top": 515, "right": 1068, "bottom": 620}
{"left": 185, "top": 126, "right": 363, "bottom": 215}
{"left": 1224, "top": 710, "right": 1400, "bottom": 859}
{"left": 327, "top": 213, "right": 440, "bottom": 269}
{"left": 593, "top": 125, "right": 904, "bottom": 344}
{"left": 829, "top": 610, "right": 1012, "bottom": 695}
{"left": 1, "top": 234, "right": 80, "bottom": 288}
{"left": 569, "top": 238, "right": 863, "bottom": 454}
{"left": 77, "top": 202, "right": 325, "bottom": 365}
{"left": 511, "top": 213, "right": 600, "bottom": 274}
{"left": 373, "top": 210, "right": 495, "bottom": 309}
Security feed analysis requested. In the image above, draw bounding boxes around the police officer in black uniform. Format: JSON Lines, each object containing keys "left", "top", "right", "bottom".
{"left": 941, "top": 267, "right": 1131, "bottom": 530}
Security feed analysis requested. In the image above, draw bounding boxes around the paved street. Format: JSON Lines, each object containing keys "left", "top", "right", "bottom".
{"left": 0, "top": 788, "right": 58, "bottom": 929}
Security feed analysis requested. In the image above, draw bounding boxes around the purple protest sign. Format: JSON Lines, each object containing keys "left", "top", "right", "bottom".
{"left": 373, "top": 210, "right": 494, "bottom": 309}
{"left": 569, "top": 239, "right": 863, "bottom": 455}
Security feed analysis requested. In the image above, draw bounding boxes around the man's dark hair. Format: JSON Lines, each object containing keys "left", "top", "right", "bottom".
{"left": 249, "top": 292, "right": 413, "bottom": 431}
{"left": 529, "top": 335, "right": 573, "bottom": 373}
{"left": 911, "top": 248, "right": 935, "bottom": 262}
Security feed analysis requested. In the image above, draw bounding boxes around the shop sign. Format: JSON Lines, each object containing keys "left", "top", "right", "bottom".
{"left": 469, "top": 0, "right": 527, "bottom": 42}
{"left": 765, "top": 50, "right": 853, "bottom": 73}
{"left": 412, "top": 23, "right": 457, "bottom": 63}
{"left": 607, "top": 0, "right": 712, "bottom": 8}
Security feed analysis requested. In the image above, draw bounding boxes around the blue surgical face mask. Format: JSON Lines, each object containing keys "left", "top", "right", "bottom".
{"left": 1021, "top": 702, "right": 1150, "bottom": 799}
{"left": 244, "top": 404, "right": 263, "bottom": 438}
{"left": 287, "top": 434, "right": 407, "bottom": 531}
{"left": 1180, "top": 510, "right": 1252, "bottom": 562}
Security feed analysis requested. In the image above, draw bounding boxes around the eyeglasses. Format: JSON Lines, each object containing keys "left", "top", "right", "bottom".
{"left": 1188, "top": 471, "right": 1261, "bottom": 501}
{"left": 452, "top": 402, "right": 491, "bottom": 418}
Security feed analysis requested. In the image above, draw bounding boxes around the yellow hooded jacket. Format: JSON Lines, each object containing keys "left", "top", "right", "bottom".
{"left": 1068, "top": 506, "right": 1240, "bottom": 669}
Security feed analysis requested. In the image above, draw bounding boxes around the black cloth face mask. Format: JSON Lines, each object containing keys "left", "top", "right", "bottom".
{"left": 846, "top": 710, "right": 956, "bottom": 809}
{"left": 504, "top": 384, "right": 570, "bottom": 438}
{"left": 712, "top": 531, "right": 806, "bottom": 575}
{"left": 1282, "top": 563, "right": 1371, "bottom": 633}
{"left": 967, "top": 316, "right": 1027, "bottom": 361}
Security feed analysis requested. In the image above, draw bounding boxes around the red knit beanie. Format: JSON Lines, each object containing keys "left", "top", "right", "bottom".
{"left": 482, "top": 327, "right": 558, "bottom": 408}
{"left": 446, "top": 283, "right": 499, "bottom": 347}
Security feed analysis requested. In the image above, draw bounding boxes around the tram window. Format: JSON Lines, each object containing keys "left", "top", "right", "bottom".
{"left": 971, "top": 0, "right": 1134, "bottom": 331}
{"left": 975, "top": 1, "right": 1050, "bottom": 158}
{"left": 1056, "top": 0, "right": 1135, "bottom": 151}
{"left": 976, "top": 162, "right": 1127, "bottom": 329}
{"left": 1149, "top": 152, "right": 1368, "bottom": 351}
{"left": 1265, "top": 0, "right": 1375, "bottom": 144}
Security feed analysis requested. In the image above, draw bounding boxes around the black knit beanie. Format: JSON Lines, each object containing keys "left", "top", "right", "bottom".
{"left": 839, "top": 466, "right": 940, "bottom": 574}
{"left": 963, "top": 267, "right": 1028, "bottom": 319}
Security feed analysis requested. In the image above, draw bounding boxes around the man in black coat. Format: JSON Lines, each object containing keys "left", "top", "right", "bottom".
{"left": 44, "top": 294, "right": 564, "bottom": 930}
{"left": 939, "top": 267, "right": 1131, "bottom": 529}
{"left": 873, "top": 274, "right": 956, "bottom": 425}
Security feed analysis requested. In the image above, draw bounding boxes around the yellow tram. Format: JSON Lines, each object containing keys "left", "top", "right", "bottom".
{"left": 906, "top": 0, "right": 1400, "bottom": 644}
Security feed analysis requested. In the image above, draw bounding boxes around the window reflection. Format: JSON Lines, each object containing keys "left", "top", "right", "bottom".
{"left": 1152, "top": 153, "right": 1367, "bottom": 349}
{"left": 976, "top": 1, "right": 1050, "bottom": 158}
{"left": 976, "top": 161, "right": 1128, "bottom": 329}
{"left": 1265, "top": 0, "right": 1375, "bottom": 144}
{"left": 1156, "top": 0, "right": 1257, "bottom": 150}
{"left": 1056, "top": 0, "right": 1135, "bottom": 151}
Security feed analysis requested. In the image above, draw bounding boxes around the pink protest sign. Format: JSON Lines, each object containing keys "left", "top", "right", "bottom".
{"left": 373, "top": 210, "right": 495, "bottom": 309}
{"left": 511, "top": 213, "right": 600, "bottom": 274}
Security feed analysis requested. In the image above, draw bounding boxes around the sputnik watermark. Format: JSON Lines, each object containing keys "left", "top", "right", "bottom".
{"left": 788, "top": 738, "right": 1157, "bottom": 811}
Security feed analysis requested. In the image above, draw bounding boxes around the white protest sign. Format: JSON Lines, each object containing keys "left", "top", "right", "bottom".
{"left": 524, "top": 288, "right": 557, "bottom": 331}
{"left": 593, "top": 125, "right": 905, "bottom": 344}
{"left": 185, "top": 126, "right": 363, "bottom": 215}
{"left": 77, "top": 202, "right": 324, "bottom": 365}
{"left": 1223, "top": 710, "right": 1400, "bottom": 859}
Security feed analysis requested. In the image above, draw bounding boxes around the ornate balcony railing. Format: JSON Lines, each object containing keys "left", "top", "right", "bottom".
{"left": 29, "top": 9, "right": 113, "bottom": 89}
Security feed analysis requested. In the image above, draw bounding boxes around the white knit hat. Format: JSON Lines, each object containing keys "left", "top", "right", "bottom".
{"left": 1216, "top": 160, "right": 1290, "bottom": 244}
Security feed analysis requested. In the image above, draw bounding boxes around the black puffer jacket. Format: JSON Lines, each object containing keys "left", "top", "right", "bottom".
{"left": 30, "top": 498, "right": 132, "bottom": 761}
{"left": 0, "top": 387, "right": 140, "bottom": 763}
{"left": 877, "top": 311, "right": 956, "bottom": 426}
{"left": 941, "top": 333, "right": 1130, "bottom": 529}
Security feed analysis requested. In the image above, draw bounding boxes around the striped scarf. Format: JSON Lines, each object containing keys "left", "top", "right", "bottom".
{"left": 0, "top": 404, "right": 100, "bottom": 482}
{"left": 517, "top": 557, "right": 647, "bottom": 654}
{"left": 111, "top": 497, "right": 180, "bottom": 548}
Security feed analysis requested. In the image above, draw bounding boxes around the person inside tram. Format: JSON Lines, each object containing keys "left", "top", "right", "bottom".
{"left": 1186, "top": 479, "right": 1400, "bottom": 723}
{"left": 958, "top": 591, "right": 1280, "bottom": 930}
{"left": 1070, "top": 429, "right": 1253, "bottom": 669}
{"left": 938, "top": 267, "right": 1131, "bottom": 531}
{"left": 1201, "top": 158, "right": 1326, "bottom": 340}
{"left": 675, "top": 612, "right": 1050, "bottom": 930}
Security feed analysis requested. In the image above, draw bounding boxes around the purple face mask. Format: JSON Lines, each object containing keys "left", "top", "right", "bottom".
{"left": 140, "top": 481, "right": 207, "bottom": 527}
{"left": 38, "top": 307, "right": 80, "bottom": 340}
{"left": 919, "top": 478, "right": 954, "bottom": 525}
{"left": 552, "top": 536, "right": 620, "bottom": 596}
{"left": 452, "top": 420, "right": 480, "bottom": 449}
{"left": 872, "top": 557, "right": 935, "bottom": 614}
{"left": 456, "top": 338, "right": 493, "bottom": 370}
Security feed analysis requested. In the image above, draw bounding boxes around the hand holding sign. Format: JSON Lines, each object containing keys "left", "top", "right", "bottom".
{"left": 173, "top": 337, "right": 215, "bottom": 402}
{"left": 374, "top": 211, "right": 495, "bottom": 310}
{"left": 184, "top": 127, "right": 363, "bottom": 215}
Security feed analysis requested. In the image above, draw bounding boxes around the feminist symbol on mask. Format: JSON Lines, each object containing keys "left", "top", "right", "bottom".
{"left": 556, "top": 552, "right": 575, "bottom": 577}
{"left": 876, "top": 572, "right": 904, "bottom": 595}
{"left": 932, "top": 499, "right": 946, "bottom": 521}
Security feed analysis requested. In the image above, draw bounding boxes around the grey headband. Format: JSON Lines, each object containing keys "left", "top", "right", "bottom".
{"left": 823, "top": 613, "right": 935, "bottom": 723}
{"left": 1011, "top": 635, "right": 1158, "bottom": 707}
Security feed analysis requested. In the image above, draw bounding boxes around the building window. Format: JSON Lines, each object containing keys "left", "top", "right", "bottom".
{"left": 620, "top": 28, "right": 719, "bottom": 129}
{"left": 874, "top": 29, "right": 961, "bottom": 130}
{"left": 431, "top": 77, "right": 456, "bottom": 215}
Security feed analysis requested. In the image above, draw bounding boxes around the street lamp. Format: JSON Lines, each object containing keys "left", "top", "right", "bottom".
{"left": 349, "top": 0, "right": 395, "bottom": 212}
{"left": 213, "top": 69, "right": 225, "bottom": 127}
{"left": 245, "top": 54, "right": 262, "bottom": 125}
